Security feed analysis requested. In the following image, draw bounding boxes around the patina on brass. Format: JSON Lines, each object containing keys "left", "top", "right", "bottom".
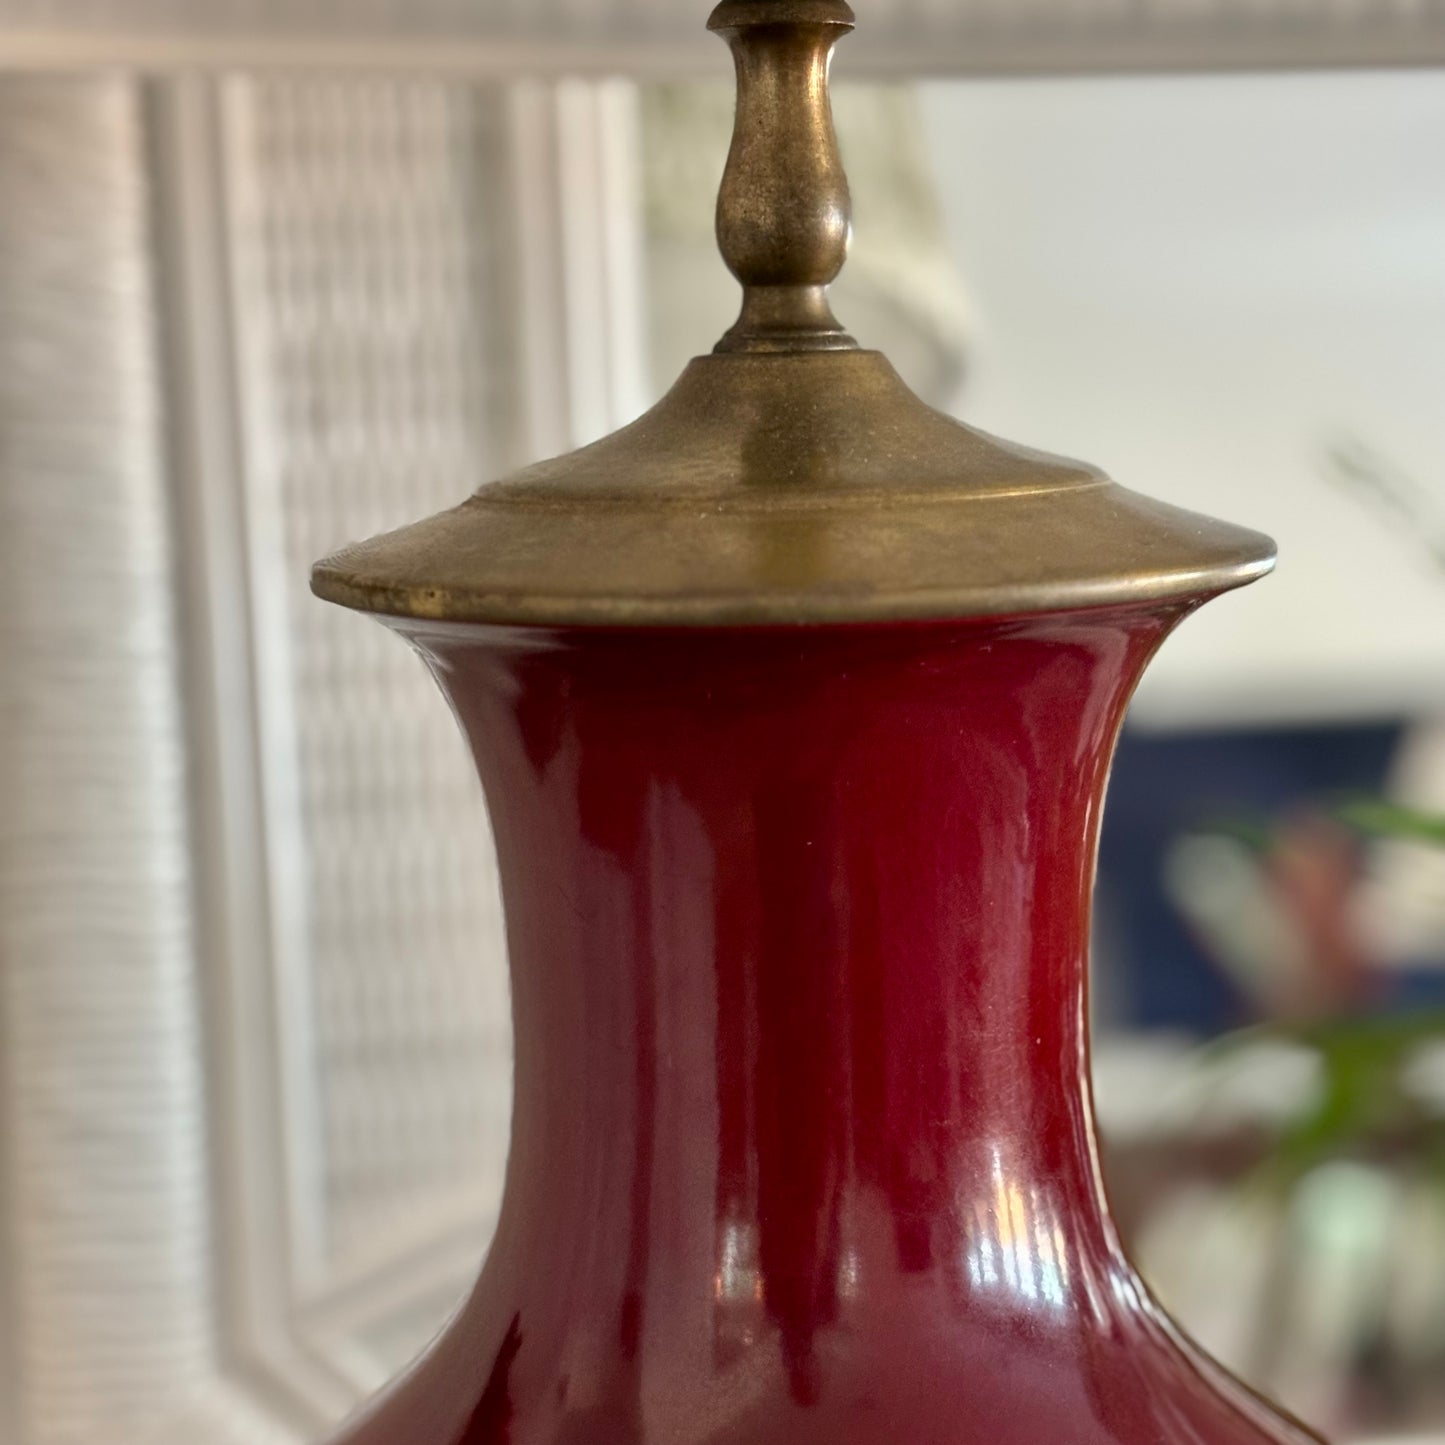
{"left": 312, "top": 0, "right": 1275, "bottom": 627}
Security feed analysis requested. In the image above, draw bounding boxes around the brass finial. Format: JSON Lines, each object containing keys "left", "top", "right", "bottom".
{"left": 708, "top": 0, "right": 857, "bottom": 353}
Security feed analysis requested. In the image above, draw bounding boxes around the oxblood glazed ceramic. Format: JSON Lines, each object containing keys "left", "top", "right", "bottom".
{"left": 330, "top": 608, "right": 1321, "bottom": 1445}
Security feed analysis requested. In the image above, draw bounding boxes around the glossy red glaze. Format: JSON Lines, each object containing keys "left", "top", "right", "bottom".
{"left": 333, "top": 610, "right": 1320, "bottom": 1445}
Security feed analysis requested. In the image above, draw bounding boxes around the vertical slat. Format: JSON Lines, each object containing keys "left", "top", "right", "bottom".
{"left": 218, "top": 69, "right": 520, "bottom": 1344}
{"left": 144, "top": 73, "right": 353, "bottom": 1428}
{"left": 0, "top": 75, "right": 209, "bottom": 1444}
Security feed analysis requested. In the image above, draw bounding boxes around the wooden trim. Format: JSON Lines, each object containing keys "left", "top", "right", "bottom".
{"left": 0, "top": 5, "right": 1443, "bottom": 76}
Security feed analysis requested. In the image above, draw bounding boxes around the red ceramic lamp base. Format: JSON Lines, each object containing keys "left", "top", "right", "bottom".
{"left": 329, "top": 612, "right": 1320, "bottom": 1445}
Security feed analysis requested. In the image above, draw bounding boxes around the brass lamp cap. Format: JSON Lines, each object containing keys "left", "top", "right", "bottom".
{"left": 312, "top": 0, "right": 1274, "bottom": 627}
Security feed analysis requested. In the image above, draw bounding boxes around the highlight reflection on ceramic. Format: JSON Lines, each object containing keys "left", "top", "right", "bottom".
{"left": 332, "top": 613, "right": 1321, "bottom": 1445}
{"left": 961, "top": 1148, "right": 1071, "bottom": 1311}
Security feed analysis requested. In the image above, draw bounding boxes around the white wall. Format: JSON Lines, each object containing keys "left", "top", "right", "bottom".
{"left": 918, "top": 72, "right": 1445, "bottom": 729}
